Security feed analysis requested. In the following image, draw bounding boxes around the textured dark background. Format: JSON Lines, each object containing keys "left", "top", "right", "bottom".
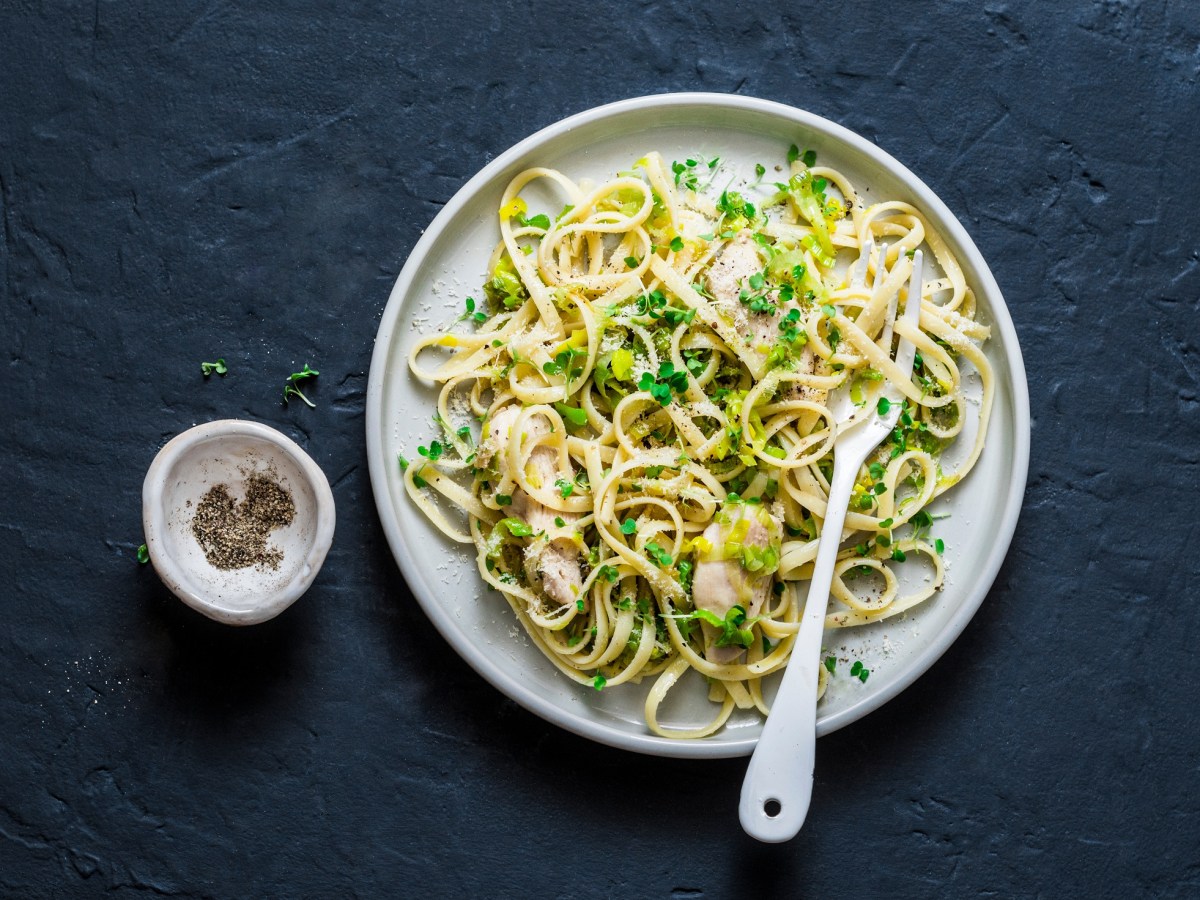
{"left": 2, "top": 0, "right": 1198, "bottom": 896}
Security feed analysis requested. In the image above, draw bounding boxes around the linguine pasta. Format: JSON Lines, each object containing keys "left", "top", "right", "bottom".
{"left": 402, "top": 147, "right": 992, "bottom": 739}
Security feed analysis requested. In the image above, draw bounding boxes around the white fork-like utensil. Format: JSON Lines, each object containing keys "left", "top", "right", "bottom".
{"left": 739, "top": 245, "right": 924, "bottom": 843}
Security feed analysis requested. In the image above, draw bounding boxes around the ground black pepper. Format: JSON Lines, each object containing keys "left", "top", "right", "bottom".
{"left": 191, "top": 473, "right": 296, "bottom": 570}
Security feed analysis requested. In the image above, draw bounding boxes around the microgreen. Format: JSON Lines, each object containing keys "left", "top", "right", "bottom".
{"left": 716, "top": 190, "right": 756, "bottom": 224}
{"left": 828, "top": 325, "right": 841, "bottom": 352}
{"left": 136, "top": 543, "right": 149, "bottom": 564}
{"left": 620, "top": 519, "right": 637, "bottom": 535}
{"left": 777, "top": 308, "right": 806, "bottom": 345}
{"left": 632, "top": 289, "right": 696, "bottom": 328}
{"left": 592, "top": 672, "right": 607, "bottom": 691}
{"left": 495, "top": 493, "right": 512, "bottom": 506}
{"left": 850, "top": 660, "right": 870, "bottom": 682}
{"left": 459, "top": 296, "right": 488, "bottom": 324}
{"left": 282, "top": 363, "right": 319, "bottom": 407}
{"left": 671, "top": 158, "right": 700, "bottom": 191}
{"left": 638, "top": 361, "right": 689, "bottom": 407}
{"left": 399, "top": 454, "right": 429, "bottom": 489}
{"left": 644, "top": 541, "right": 673, "bottom": 567}
{"left": 542, "top": 347, "right": 586, "bottom": 383}
{"left": 670, "top": 236, "right": 685, "bottom": 253}
{"left": 824, "top": 656, "right": 836, "bottom": 673}
{"left": 678, "top": 559, "right": 693, "bottom": 594}
{"left": 200, "top": 359, "right": 227, "bottom": 377}
{"left": 555, "top": 479, "right": 574, "bottom": 498}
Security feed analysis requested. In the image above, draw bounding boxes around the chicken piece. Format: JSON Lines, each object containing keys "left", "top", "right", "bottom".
{"left": 708, "top": 233, "right": 823, "bottom": 403}
{"left": 486, "top": 404, "right": 583, "bottom": 609}
{"left": 692, "top": 502, "right": 783, "bottom": 664}
{"left": 708, "top": 232, "right": 777, "bottom": 349}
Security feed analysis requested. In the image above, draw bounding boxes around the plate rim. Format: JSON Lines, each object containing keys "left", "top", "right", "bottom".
{"left": 366, "top": 92, "right": 1031, "bottom": 759}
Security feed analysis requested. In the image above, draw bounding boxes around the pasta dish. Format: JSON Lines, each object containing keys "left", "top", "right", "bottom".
{"left": 402, "top": 146, "right": 992, "bottom": 738}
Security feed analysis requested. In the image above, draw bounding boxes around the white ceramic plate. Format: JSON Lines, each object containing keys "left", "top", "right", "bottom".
{"left": 366, "top": 94, "right": 1029, "bottom": 759}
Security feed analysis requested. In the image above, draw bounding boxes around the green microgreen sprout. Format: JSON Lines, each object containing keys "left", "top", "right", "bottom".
{"left": 136, "top": 543, "right": 149, "bottom": 564}
{"left": 638, "top": 361, "right": 690, "bottom": 407}
{"left": 399, "top": 454, "right": 428, "bottom": 488}
{"left": 644, "top": 541, "right": 673, "bottom": 567}
{"left": 283, "top": 363, "right": 319, "bottom": 407}
{"left": 201, "top": 359, "right": 228, "bottom": 377}
{"left": 417, "top": 440, "right": 444, "bottom": 462}
{"left": 671, "top": 158, "right": 700, "bottom": 192}
{"left": 850, "top": 660, "right": 870, "bottom": 683}
{"left": 459, "top": 296, "right": 488, "bottom": 324}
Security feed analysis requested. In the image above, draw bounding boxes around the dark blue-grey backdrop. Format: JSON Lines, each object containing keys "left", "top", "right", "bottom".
{"left": 2, "top": 1, "right": 1198, "bottom": 896}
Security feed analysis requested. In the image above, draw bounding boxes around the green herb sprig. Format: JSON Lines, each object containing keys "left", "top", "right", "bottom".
{"left": 283, "top": 364, "right": 319, "bottom": 407}
{"left": 638, "top": 361, "right": 689, "bottom": 407}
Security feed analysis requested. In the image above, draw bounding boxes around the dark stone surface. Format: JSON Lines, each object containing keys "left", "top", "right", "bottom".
{"left": 2, "top": 0, "right": 1198, "bottom": 896}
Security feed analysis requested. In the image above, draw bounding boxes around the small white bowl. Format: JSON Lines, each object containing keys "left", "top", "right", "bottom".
{"left": 142, "top": 419, "right": 336, "bottom": 625}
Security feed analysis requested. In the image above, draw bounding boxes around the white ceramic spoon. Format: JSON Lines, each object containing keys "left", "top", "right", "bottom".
{"left": 739, "top": 246, "right": 925, "bottom": 842}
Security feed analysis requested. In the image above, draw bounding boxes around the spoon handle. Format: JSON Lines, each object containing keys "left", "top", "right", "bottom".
{"left": 739, "top": 450, "right": 857, "bottom": 842}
